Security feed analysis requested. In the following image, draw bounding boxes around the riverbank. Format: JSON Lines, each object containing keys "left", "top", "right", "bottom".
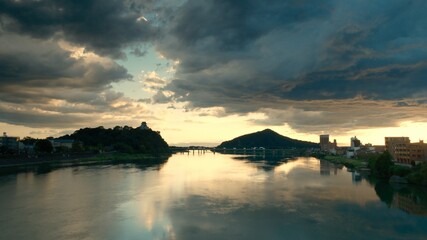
{"left": 322, "top": 155, "right": 367, "bottom": 170}
{"left": 312, "top": 153, "right": 368, "bottom": 171}
{"left": 317, "top": 152, "right": 427, "bottom": 186}
{"left": 0, "top": 152, "right": 171, "bottom": 175}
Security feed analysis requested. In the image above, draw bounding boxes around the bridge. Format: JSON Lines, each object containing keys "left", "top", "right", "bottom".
{"left": 172, "top": 147, "right": 305, "bottom": 157}
{"left": 212, "top": 148, "right": 304, "bottom": 156}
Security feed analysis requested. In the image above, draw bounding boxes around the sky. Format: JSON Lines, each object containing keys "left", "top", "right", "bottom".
{"left": 1, "top": 0, "right": 427, "bottom": 146}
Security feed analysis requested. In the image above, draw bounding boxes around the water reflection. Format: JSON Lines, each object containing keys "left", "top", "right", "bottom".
{"left": 352, "top": 171, "right": 362, "bottom": 183}
{"left": 0, "top": 155, "right": 170, "bottom": 176}
{"left": 392, "top": 189, "right": 427, "bottom": 216}
{"left": 373, "top": 180, "right": 427, "bottom": 216}
{"left": 319, "top": 160, "right": 339, "bottom": 176}
{"left": 232, "top": 155, "right": 295, "bottom": 171}
{"left": 1, "top": 153, "right": 427, "bottom": 240}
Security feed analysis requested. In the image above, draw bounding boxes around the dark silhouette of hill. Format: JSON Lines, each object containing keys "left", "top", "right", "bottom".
{"left": 58, "top": 125, "right": 169, "bottom": 153}
{"left": 217, "top": 129, "right": 318, "bottom": 149}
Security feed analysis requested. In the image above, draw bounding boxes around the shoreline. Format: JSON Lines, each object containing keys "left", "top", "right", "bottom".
{"left": 313, "top": 154, "right": 368, "bottom": 171}
{"left": 0, "top": 152, "right": 172, "bottom": 175}
{"left": 317, "top": 153, "right": 427, "bottom": 187}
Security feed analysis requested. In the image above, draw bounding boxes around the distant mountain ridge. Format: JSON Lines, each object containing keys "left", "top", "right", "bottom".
{"left": 217, "top": 129, "right": 318, "bottom": 149}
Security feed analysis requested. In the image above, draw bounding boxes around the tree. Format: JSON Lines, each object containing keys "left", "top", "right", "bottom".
{"left": 374, "top": 181, "right": 394, "bottom": 207}
{"left": 72, "top": 141, "right": 83, "bottom": 152}
{"left": 114, "top": 143, "right": 134, "bottom": 153}
{"left": 21, "top": 136, "right": 37, "bottom": 145}
{"left": 0, "top": 145, "right": 11, "bottom": 154}
{"left": 375, "top": 151, "right": 393, "bottom": 179}
{"left": 35, "top": 139, "right": 53, "bottom": 153}
{"left": 407, "top": 164, "right": 427, "bottom": 185}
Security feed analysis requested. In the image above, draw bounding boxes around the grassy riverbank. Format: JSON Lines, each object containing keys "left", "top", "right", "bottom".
{"left": 313, "top": 153, "right": 368, "bottom": 170}
{"left": 322, "top": 155, "right": 367, "bottom": 170}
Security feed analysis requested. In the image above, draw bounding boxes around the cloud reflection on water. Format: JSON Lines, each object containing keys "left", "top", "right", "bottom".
{"left": 128, "top": 154, "right": 382, "bottom": 239}
{"left": 2, "top": 153, "right": 427, "bottom": 240}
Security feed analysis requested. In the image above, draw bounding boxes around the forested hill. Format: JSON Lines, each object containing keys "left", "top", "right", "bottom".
{"left": 217, "top": 129, "right": 318, "bottom": 149}
{"left": 59, "top": 125, "right": 169, "bottom": 153}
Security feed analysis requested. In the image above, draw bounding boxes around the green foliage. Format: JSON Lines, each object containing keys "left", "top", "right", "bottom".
{"left": 0, "top": 145, "right": 11, "bottom": 154}
{"left": 54, "top": 146, "right": 69, "bottom": 153}
{"left": 390, "top": 165, "right": 411, "bottom": 177}
{"left": 374, "top": 151, "right": 393, "bottom": 179}
{"left": 21, "top": 136, "right": 37, "bottom": 145}
{"left": 368, "top": 157, "right": 376, "bottom": 170}
{"left": 374, "top": 181, "right": 394, "bottom": 207}
{"left": 218, "top": 129, "right": 318, "bottom": 149}
{"left": 366, "top": 151, "right": 427, "bottom": 185}
{"left": 407, "top": 164, "right": 427, "bottom": 185}
{"left": 114, "top": 143, "right": 134, "bottom": 153}
{"left": 357, "top": 152, "right": 379, "bottom": 162}
{"left": 71, "top": 141, "right": 83, "bottom": 152}
{"left": 324, "top": 155, "right": 365, "bottom": 169}
{"left": 35, "top": 139, "right": 53, "bottom": 153}
{"left": 61, "top": 126, "right": 169, "bottom": 154}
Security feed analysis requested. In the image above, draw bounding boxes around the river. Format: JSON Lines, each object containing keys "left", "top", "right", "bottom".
{"left": 1, "top": 153, "right": 427, "bottom": 239}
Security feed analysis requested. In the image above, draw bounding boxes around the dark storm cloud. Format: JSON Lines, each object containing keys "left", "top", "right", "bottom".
{"left": 2, "top": 0, "right": 427, "bottom": 132}
{"left": 153, "top": 0, "right": 427, "bottom": 131}
{"left": 0, "top": 0, "right": 157, "bottom": 58}
{"left": 0, "top": 0, "right": 165, "bottom": 129}
{"left": 0, "top": 34, "right": 131, "bottom": 102}
{"left": 0, "top": 104, "right": 91, "bottom": 128}
{"left": 0, "top": 33, "right": 141, "bottom": 127}
{"left": 0, "top": 35, "right": 78, "bottom": 84}
{"left": 158, "top": 0, "right": 333, "bottom": 73}
{"left": 248, "top": 99, "right": 427, "bottom": 134}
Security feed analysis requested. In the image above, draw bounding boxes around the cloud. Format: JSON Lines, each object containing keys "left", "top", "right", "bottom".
{"left": 141, "top": 71, "right": 167, "bottom": 92}
{"left": 0, "top": 92, "right": 155, "bottom": 129}
{"left": 153, "top": 0, "right": 427, "bottom": 132}
{"left": 0, "top": 0, "right": 159, "bottom": 58}
{"left": 0, "top": 102, "right": 91, "bottom": 128}
{"left": 0, "top": 0, "right": 178, "bottom": 131}
{"left": 0, "top": 33, "right": 130, "bottom": 98}
{"left": 2, "top": 0, "right": 427, "bottom": 135}
{"left": 0, "top": 33, "right": 153, "bottom": 128}
{"left": 248, "top": 98, "right": 427, "bottom": 133}
{"left": 130, "top": 47, "right": 147, "bottom": 57}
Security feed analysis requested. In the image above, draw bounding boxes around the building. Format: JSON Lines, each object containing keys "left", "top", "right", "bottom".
{"left": 385, "top": 137, "right": 410, "bottom": 152}
{"left": 385, "top": 137, "right": 410, "bottom": 163}
{"left": 351, "top": 136, "right": 361, "bottom": 148}
{"left": 140, "top": 121, "right": 150, "bottom": 130}
{"left": 409, "top": 141, "right": 427, "bottom": 165}
{"left": 346, "top": 137, "right": 378, "bottom": 158}
{"left": 319, "top": 134, "right": 337, "bottom": 152}
{"left": 320, "top": 135, "right": 330, "bottom": 151}
{"left": 346, "top": 148, "right": 356, "bottom": 158}
{"left": 346, "top": 136, "right": 362, "bottom": 158}
{"left": 49, "top": 139, "right": 75, "bottom": 150}
{"left": 374, "top": 145, "right": 386, "bottom": 153}
{"left": 0, "top": 132, "right": 20, "bottom": 151}
{"left": 385, "top": 137, "right": 427, "bottom": 165}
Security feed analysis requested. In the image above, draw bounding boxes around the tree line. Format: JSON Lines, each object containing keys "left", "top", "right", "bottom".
{"left": 59, "top": 126, "right": 169, "bottom": 154}
{"left": 1, "top": 125, "right": 170, "bottom": 155}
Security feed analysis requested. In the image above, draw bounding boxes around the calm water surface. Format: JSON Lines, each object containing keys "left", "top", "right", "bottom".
{"left": 1, "top": 153, "right": 427, "bottom": 240}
